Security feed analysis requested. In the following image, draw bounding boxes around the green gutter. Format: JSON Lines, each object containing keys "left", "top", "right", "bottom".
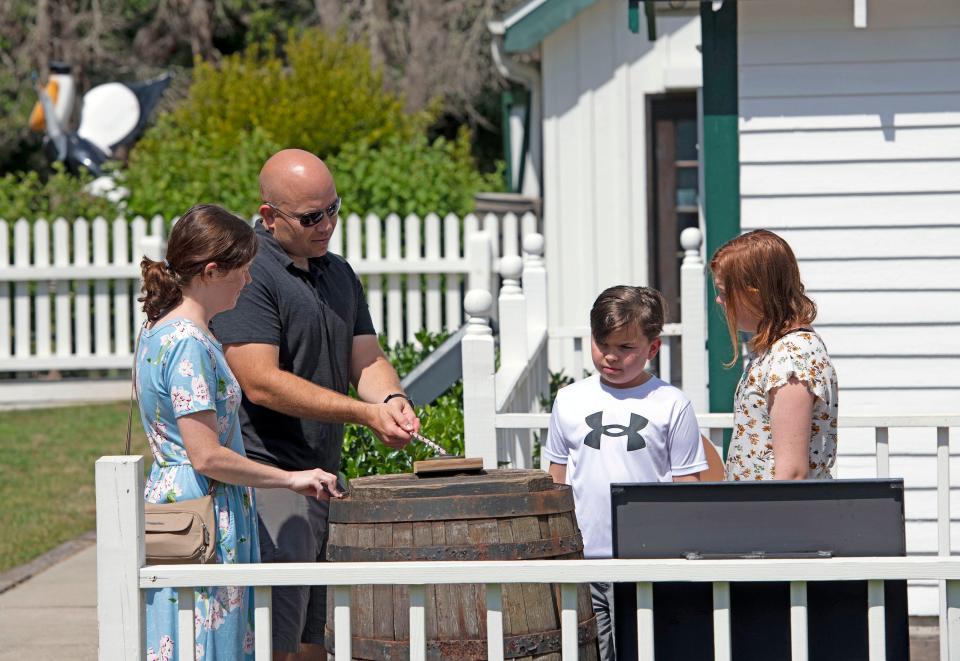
{"left": 628, "top": 0, "right": 640, "bottom": 33}
{"left": 503, "top": 0, "right": 597, "bottom": 53}
{"left": 500, "top": 86, "right": 532, "bottom": 193}
{"left": 700, "top": 0, "right": 741, "bottom": 454}
{"left": 501, "top": 89, "right": 514, "bottom": 191}
{"left": 644, "top": 0, "right": 657, "bottom": 40}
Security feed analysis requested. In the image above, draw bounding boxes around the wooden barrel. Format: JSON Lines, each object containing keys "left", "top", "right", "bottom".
{"left": 325, "top": 469, "right": 599, "bottom": 661}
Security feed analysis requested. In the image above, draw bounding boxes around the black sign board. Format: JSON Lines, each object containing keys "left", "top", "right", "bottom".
{"left": 611, "top": 480, "right": 909, "bottom": 661}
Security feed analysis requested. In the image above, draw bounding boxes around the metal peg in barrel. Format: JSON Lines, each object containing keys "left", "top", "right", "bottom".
{"left": 325, "top": 468, "right": 599, "bottom": 660}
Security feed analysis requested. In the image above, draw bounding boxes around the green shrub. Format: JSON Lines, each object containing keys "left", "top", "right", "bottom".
{"left": 340, "top": 330, "right": 464, "bottom": 480}
{"left": 0, "top": 163, "right": 119, "bottom": 221}
{"left": 123, "top": 122, "right": 279, "bottom": 218}
{"left": 176, "top": 30, "right": 424, "bottom": 159}
{"left": 330, "top": 128, "right": 504, "bottom": 219}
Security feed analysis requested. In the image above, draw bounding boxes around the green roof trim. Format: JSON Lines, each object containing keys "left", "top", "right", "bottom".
{"left": 503, "top": 0, "right": 598, "bottom": 53}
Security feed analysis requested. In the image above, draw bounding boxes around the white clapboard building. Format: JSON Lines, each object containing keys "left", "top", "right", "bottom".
{"left": 490, "top": 0, "right": 960, "bottom": 615}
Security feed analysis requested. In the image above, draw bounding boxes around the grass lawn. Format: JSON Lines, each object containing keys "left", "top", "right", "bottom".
{"left": 0, "top": 402, "right": 149, "bottom": 572}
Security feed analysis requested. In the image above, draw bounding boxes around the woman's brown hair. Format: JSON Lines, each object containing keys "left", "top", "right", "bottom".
{"left": 139, "top": 204, "right": 258, "bottom": 322}
{"left": 710, "top": 229, "right": 816, "bottom": 365}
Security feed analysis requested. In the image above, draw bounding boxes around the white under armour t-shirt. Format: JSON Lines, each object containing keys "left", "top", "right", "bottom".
{"left": 543, "top": 373, "right": 707, "bottom": 558}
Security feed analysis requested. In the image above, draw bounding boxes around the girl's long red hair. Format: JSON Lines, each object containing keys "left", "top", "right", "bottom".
{"left": 710, "top": 229, "right": 816, "bottom": 365}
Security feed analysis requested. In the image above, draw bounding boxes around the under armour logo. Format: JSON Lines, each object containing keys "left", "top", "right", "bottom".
{"left": 583, "top": 412, "right": 648, "bottom": 451}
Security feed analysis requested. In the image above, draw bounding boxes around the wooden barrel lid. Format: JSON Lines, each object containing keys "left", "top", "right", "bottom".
{"left": 346, "top": 468, "right": 554, "bottom": 500}
{"left": 331, "top": 469, "right": 571, "bottom": 523}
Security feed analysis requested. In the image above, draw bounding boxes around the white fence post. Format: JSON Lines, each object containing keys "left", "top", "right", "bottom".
{"left": 96, "top": 455, "right": 145, "bottom": 660}
{"left": 466, "top": 230, "right": 493, "bottom": 300}
{"left": 680, "top": 227, "right": 708, "bottom": 413}
{"left": 498, "top": 255, "right": 527, "bottom": 367}
{"left": 0, "top": 219, "right": 10, "bottom": 359}
{"left": 522, "top": 232, "right": 550, "bottom": 418}
{"left": 462, "top": 289, "right": 498, "bottom": 468}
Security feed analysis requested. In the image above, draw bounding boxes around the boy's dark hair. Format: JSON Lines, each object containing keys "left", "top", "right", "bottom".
{"left": 590, "top": 286, "right": 666, "bottom": 342}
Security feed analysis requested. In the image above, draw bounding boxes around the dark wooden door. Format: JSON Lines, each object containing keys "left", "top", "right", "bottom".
{"left": 647, "top": 94, "right": 699, "bottom": 384}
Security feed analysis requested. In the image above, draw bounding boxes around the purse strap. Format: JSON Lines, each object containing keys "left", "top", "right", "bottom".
{"left": 126, "top": 320, "right": 218, "bottom": 496}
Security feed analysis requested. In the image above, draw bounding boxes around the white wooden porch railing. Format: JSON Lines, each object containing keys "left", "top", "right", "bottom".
{"left": 97, "top": 454, "right": 960, "bottom": 661}
{"left": 544, "top": 227, "right": 709, "bottom": 413}
{"left": 463, "top": 227, "right": 708, "bottom": 469}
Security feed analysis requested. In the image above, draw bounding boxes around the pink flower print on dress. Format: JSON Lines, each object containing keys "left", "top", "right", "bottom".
{"left": 146, "top": 634, "right": 174, "bottom": 661}
{"left": 219, "top": 510, "right": 231, "bottom": 539}
{"left": 172, "top": 320, "right": 193, "bottom": 340}
{"left": 178, "top": 359, "right": 195, "bottom": 377}
{"left": 171, "top": 386, "right": 193, "bottom": 413}
{"left": 225, "top": 383, "right": 240, "bottom": 413}
{"left": 227, "top": 586, "right": 244, "bottom": 610}
{"left": 217, "top": 415, "right": 229, "bottom": 435}
{"left": 208, "top": 597, "right": 226, "bottom": 630}
{"left": 191, "top": 376, "right": 210, "bottom": 406}
{"left": 244, "top": 631, "right": 255, "bottom": 653}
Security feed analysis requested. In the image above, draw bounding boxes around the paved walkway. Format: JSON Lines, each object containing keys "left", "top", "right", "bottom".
{"left": 0, "top": 544, "right": 97, "bottom": 660}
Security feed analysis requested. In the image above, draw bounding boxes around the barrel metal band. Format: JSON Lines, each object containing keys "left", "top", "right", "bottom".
{"left": 328, "top": 488, "right": 573, "bottom": 523}
{"left": 327, "top": 534, "right": 583, "bottom": 562}
{"left": 328, "top": 615, "right": 598, "bottom": 660}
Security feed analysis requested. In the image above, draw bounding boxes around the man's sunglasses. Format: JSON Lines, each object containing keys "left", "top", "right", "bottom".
{"left": 265, "top": 197, "right": 341, "bottom": 228}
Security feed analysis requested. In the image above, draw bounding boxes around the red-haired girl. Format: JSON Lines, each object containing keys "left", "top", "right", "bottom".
{"left": 711, "top": 229, "right": 838, "bottom": 481}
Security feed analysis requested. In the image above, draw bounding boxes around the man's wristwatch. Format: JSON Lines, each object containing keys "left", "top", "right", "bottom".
{"left": 384, "top": 393, "right": 414, "bottom": 406}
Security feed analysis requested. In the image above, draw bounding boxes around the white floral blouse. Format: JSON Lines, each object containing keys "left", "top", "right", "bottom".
{"left": 726, "top": 329, "right": 838, "bottom": 481}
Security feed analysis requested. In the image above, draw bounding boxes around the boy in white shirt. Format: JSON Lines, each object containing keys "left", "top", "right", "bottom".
{"left": 544, "top": 286, "right": 707, "bottom": 660}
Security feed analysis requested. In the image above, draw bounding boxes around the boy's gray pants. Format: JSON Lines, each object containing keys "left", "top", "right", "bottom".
{"left": 591, "top": 581, "right": 616, "bottom": 661}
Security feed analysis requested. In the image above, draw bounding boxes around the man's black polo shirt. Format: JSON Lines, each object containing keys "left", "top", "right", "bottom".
{"left": 211, "top": 220, "right": 376, "bottom": 474}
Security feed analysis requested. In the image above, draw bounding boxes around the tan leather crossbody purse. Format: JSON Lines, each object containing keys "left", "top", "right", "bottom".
{"left": 127, "top": 325, "right": 219, "bottom": 565}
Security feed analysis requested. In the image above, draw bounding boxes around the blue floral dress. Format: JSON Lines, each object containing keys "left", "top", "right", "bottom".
{"left": 137, "top": 318, "right": 260, "bottom": 661}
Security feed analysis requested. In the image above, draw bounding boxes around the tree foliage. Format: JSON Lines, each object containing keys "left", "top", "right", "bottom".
{"left": 329, "top": 129, "right": 503, "bottom": 219}
{"left": 121, "top": 29, "right": 500, "bottom": 219}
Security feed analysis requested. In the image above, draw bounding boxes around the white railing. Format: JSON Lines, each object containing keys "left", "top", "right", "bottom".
{"left": 463, "top": 228, "right": 708, "bottom": 468}
{"left": 490, "top": 411, "right": 960, "bottom": 658}
{"left": 545, "top": 227, "right": 708, "bottom": 411}
{"left": 462, "top": 233, "right": 550, "bottom": 469}
{"left": 96, "top": 454, "right": 960, "bottom": 661}
{"left": 0, "top": 211, "right": 539, "bottom": 376}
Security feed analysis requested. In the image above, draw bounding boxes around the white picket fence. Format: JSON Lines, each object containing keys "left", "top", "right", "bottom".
{"left": 0, "top": 211, "right": 539, "bottom": 379}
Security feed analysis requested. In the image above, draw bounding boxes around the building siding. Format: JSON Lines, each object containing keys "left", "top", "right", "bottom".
{"left": 738, "top": 0, "right": 960, "bottom": 615}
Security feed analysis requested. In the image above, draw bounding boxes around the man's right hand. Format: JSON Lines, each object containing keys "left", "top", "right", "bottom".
{"left": 367, "top": 402, "right": 414, "bottom": 449}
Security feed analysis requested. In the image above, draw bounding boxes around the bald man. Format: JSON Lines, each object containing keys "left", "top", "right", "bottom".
{"left": 211, "top": 149, "right": 419, "bottom": 660}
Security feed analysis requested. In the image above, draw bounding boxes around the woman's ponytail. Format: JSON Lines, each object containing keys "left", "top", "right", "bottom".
{"left": 139, "top": 257, "right": 183, "bottom": 322}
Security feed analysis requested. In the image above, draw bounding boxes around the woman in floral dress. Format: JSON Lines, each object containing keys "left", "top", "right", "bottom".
{"left": 710, "top": 229, "right": 838, "bottom": 481}
{"left": 137, "top": 204, "right": 343, "bottom": 661}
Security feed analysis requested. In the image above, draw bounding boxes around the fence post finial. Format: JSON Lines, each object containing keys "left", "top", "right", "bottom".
{"left": 681, "top": 227, "right": 704, "bottom": 265}
{"left": 462, "top": 289, "right": 498, "bottom": 468}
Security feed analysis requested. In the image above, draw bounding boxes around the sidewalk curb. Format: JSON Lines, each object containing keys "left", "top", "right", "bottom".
{"left": 0, "top": 531, "right": 96, "bottom": 595}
